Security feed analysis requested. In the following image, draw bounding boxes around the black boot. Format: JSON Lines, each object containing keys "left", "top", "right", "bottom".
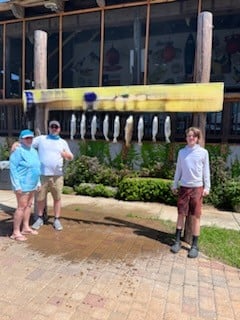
{"left": 188, "top": 235, "right": 199, "bottom": 258}
{"left": 171, "top": 229, "right": 182, "bottom": 253}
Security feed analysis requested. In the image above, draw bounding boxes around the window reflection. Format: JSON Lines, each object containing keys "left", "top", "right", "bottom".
{"left": 25, "top": 17, "right": 59, "bottom": 90}
{"left": 203, "top": 2, "right": 240, "bottom": 91}
{"left": 0, "top": 25, "right": 3, "bottom": 99}
{"left": 6, "top": 22, "right": 22, "bottom": 98}
{"left": 231, "top": 102, "right": 240, "bottom": 135}
{"left": 104, "top": 6, "right": 146, "bottom": 86}
{"left": 148, "top": 1, "right": 197, "bottom": 85}
{"left": 62, "top": 12, "right": 100, "bottom": 88}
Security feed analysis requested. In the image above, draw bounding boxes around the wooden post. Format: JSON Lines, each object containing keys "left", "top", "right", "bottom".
{"left": 184, "top": 12, "right": 213, "bottom": 244}
{"left": 192, "top": 12, "right": 213, "bottom": 145}
{"left": 33, "top": 30, "right": 48, "bottom": 221}
{"left": 34, "top": 30, "right": 48, "bottom": 134}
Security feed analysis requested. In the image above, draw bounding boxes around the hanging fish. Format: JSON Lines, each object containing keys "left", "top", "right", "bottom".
{"left": 80, "top": 113, "right": 86, "bottom": 140}
{"left": 152, "top": 116, "right": 158, "bottom": 142}
{"left": 164, "top": 115, "right": 171, "bottom": 143}
{"left": 91, "top": 115, "right": 97, "bottom": 140}
{"left": 113, "top": 115, "right": 120, "bottom": 143}
{"left": 70, "top": 113, "right": 76, "bottom": 140}
{"left": 103, "top": 114, "right": 109, "bottom": 141}
{"left": 124, "top": 115, "right": 133, "bottom": 147}
{"left": 137, "top": 116, "right": 144, "bottom": 145}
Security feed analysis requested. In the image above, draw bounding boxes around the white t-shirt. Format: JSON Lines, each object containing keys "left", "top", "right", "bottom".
{"left": 32, "top": 135, "right": 72, "bottom": 176}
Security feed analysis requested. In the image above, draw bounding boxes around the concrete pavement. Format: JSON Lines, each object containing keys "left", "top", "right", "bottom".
{"left": 0, "top": 189, "right": 239, "bottom": 320}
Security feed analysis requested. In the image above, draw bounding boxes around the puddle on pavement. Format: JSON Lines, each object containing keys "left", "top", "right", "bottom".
{"left": 0, "top": 204, "right": 174, "bottom": 263}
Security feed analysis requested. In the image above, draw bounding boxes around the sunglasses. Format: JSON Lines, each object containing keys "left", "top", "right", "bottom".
{"left": 23, "top": 136, "right": 33, "bottom": 139}
{"left": 50, "top": 125, "right": 59, "bottom": 129}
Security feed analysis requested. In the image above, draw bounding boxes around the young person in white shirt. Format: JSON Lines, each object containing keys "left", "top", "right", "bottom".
{"left": 171, "top": 127, "right": 210, "bottom": 258}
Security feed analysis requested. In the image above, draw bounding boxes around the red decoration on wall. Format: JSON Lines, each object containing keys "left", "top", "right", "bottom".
{"left": 106, "top": 45, "right": 120, "bottom": 66}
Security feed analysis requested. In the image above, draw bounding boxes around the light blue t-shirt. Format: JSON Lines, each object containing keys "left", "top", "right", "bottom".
{"left": 10, "top": 144, "right": 41, "bottom": 192}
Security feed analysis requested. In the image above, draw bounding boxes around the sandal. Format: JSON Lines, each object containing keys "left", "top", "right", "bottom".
{"left": 22, "top": 229, "right": 38, "bottom": 235}
{"left": 10, "top": 234, "right": 27, "bottom": 241}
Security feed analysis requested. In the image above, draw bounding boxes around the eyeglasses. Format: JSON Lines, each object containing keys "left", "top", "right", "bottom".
{"left": 23, "top": 137, "right": 33, "bottom": 140}
{"left": 50, "top": 125, "right": 59, "bottom": 129}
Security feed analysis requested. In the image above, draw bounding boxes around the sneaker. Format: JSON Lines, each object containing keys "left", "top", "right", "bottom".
{"left": 188, "top": 246, "right": 199, "bottom": 258}
{"left": 170, "top": 241, "right": 181, "bottom": 253}
{"left": 32, "top": 217, "right": 43, "bottom": 230}
{"left": 53, "top": 218, "right": 63, "bottom": 231}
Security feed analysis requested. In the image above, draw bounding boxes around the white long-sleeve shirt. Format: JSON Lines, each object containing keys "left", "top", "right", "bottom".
{"left": 173, "top": 144, "right": 211, "bottom": 192}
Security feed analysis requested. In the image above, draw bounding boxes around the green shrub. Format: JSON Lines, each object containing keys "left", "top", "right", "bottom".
{"left": 75, "top": 183, "right": 118, "bottom": 198}
{"left": 62, "top": 186, "right": 75, "bottom": 194}
{"left": 65, "top": 155, "right": 119, "bottom": 187}
{"left": 117, "top": 177, "right": 177, "bottom": 205}
{"left": 206, "top": 155, "right": 230, "bottom": 208}
{"left": 223, "top": 179, "right": 240, "bottom": 211}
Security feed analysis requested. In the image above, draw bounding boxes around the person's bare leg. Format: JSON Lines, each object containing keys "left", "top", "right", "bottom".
{"left": 171, "top": 214, "right": 185, "bottom": 253}
{"left": 192, "top": 216, "right": 201, "bottom": 236}
{"left": 11, "top": 193, "right": 27, "bottom": 240}
{"left": 22, "top": 192, "right": 38, "bottom": 234}
{"left": 53, "top": 199, "right": 61, "bottom": 219}
{"left": 52, "top": 198, "right": 63, "bottom": 230}
{"left": 188, "top": 215, "right": 201, "bottom": 258}
{"left": 37, "top": 199, "right": 46, "bottom": 218}
{"left": 176, "top": 214, "right": 185, "bottom": 230}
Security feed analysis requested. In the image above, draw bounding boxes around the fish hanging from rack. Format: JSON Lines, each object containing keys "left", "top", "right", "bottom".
{"left": 70, "top": 113, "right": 76, "bottom": 140}
{"left": 80, "top": 113, "right": 86, "bottom": 140}
{"left": 103, "top": 114, "right": 109, "bottom": 141}
{"left": 124, "top": 115, "right": 133, "bottom": 147}
{"left": 152, "top": 116, "right": 158, "bottom": 142}
{"left": 91, "top": 115, "right": 97, "bottom": 140}
{"left": 137, "top": 116, "right": 144, "bottom": 145}
{"left": 164, "top": 115, "right": 171, "bottom": 143}
{"left": 113, "top": 115, "right": 120, "bottom": 143}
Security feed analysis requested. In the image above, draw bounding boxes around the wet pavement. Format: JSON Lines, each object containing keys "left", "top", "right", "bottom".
{"left": 0, "top": 190, "right": 239, "bottom": 320}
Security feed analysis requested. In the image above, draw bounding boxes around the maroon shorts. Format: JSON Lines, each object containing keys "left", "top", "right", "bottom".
{"left": 177, "top": 186, "right": 203, "bottom": 217}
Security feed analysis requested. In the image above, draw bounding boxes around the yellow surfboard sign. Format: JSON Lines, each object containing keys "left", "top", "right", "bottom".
{"left": 23, "top": 82, "right": 224, "bottom": 112}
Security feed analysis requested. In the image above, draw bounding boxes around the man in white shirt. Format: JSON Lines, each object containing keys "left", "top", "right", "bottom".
{"left": 32, "top": 120, "right": 73, "bottom": 231}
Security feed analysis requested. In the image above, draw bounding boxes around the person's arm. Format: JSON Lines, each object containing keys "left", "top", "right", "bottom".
{"left": 9, "top": 149, "right": 21, "bottom": 191}
{"left": 203, "top": 150, "right": 211, "bottom": 196}
{"left": 61, "top": 140, "right": 74, "bottom": 161}
{"left": 10, "top": 141, "right": 20, "bottom": 153}
{"left": 172, "top": 153, "right": 182, "bottom": 193}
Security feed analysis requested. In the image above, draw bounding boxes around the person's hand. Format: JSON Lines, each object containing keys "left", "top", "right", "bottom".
{"left": 36, "top": 186, "right": 41, "bottom": 192}
{"left": 11, "top": 142, "right": 20, "bottom": 153}
{"left": 203, "top": 189, "right": 209, "bottom": 197}
{"left": 16, "top": 189, "right": 22, "bottom": 194}
{"left": 61, "top": 149, "right": 68, "bottom": 159}
{"left": 61, "top": 149, "right": 73, "bottom": 160}
{"left": 172, "top": 188, "right": 178, "bottom": 195}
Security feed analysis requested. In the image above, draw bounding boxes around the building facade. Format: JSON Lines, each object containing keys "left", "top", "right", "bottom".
{"left": 0, "top": 0, "right": 240, "bottom": 143}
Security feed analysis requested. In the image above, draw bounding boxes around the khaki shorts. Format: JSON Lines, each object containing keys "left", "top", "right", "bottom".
{"left": 37, "top": 175, "right": 64, "bottom": 202}
{"left": 177, "top": 186, "right": 203, "bottom": 218}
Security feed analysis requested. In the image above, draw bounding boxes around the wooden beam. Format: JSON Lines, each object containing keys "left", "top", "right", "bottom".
{"left": 11, "top": 4, "right": 25, "bottom": 19}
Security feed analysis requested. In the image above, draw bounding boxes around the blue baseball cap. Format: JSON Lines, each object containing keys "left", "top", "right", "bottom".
{"left": 19, "top": 129, "right": 34, "bottom": 139}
